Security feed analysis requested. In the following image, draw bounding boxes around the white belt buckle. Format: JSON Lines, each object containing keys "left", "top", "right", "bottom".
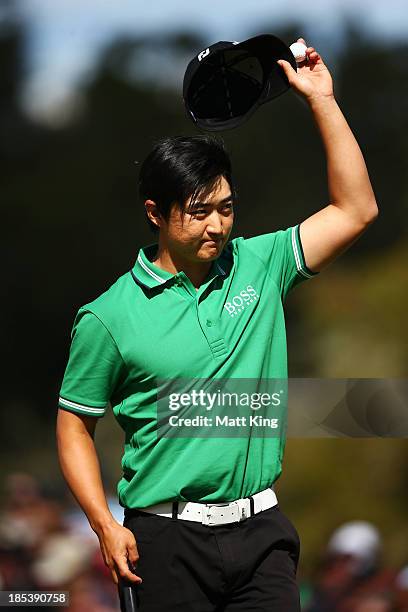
{"left": 202, "top": 500, "right": 250, "bottom": 526}
{"left": 202, "top": 502, "right": 237, "bottom": 526}
{"left": 237, "top": 498, "right": 251, "bottom": 521}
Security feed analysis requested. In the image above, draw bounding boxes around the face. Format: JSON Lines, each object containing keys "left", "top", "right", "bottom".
{"left": 149, "top": 175, "right": 235, "bottom": 264}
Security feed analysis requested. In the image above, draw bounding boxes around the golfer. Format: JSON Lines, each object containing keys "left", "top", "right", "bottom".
{"left": 57, "top": 40, "right": 378, "bottom": 611}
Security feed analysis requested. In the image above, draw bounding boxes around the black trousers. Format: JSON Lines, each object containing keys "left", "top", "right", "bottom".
{"left": 119, "top": 504, "right": 301, "bottom": 611}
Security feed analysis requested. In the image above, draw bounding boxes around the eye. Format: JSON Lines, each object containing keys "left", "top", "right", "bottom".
{"left": 191, "top": 208, "right": 207, "bottom": 217}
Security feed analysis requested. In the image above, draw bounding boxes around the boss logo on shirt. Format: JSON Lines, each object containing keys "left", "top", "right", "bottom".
{"left": 224, "top": 284, "right": 260, "bottom": 318}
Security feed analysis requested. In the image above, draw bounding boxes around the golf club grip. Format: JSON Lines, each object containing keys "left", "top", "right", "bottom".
{"left": 118, "top": 578, "right": 139, "bottom": 612}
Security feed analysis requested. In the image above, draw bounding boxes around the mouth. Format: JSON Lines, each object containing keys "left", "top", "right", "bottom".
{"left": 203, "top": 240, "right": 222, "bottom": 247}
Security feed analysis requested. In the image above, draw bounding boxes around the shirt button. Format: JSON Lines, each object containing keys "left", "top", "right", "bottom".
{"left": 206, "top": 320, "right": 212, "bottom": 327}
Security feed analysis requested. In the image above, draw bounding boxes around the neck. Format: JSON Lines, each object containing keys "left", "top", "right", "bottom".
{"left": 153, "top": 246, "right": 212, "bottom": 289}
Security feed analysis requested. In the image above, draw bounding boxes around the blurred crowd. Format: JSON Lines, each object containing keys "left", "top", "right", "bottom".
{"left": 301, "top": 521, "right": 408, "bottom": 612}
{"left": 0, "top": 472, "right": 407, "bottom": 611}
{"left": 0, "top": 473, "right": 120, "bottom": 611}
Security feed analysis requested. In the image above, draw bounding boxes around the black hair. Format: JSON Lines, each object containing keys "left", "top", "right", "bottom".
{"left": 138, "top": 135, "right": 235, "bottom": 234}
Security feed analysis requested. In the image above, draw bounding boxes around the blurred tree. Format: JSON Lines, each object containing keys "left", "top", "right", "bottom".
{"left": 335, "top": 20, "right": 408, "bottom": 250}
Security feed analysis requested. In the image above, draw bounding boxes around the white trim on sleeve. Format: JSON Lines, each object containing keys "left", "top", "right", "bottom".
{"left": 291, "top": 226, "right": 314, "bottom": 279}
{"left": 59, "top": 397, "right": 106, "bottom": 415}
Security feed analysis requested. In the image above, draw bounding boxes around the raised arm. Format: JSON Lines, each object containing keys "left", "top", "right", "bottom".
{"left": 277, "top": 38, "right": 378, "bottom": 272}
{"left": 56, "top": 407, "right": 142, "bottom": 585}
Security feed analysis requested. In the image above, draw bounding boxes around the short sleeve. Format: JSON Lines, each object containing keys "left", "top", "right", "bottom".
{"left": 58, "top": 309, "right": 125, "bottom": 418}
{"left": 242, "top": 224, "right": 318, "bottom": 299}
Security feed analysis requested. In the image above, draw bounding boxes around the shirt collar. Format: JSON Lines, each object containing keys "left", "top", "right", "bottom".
{"left": 131, "top": 243, "right": 229, "bottom": 290}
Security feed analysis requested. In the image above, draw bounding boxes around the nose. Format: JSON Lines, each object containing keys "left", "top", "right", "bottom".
{"left": 206, "top": 210, "right": 223, "bottom": 236}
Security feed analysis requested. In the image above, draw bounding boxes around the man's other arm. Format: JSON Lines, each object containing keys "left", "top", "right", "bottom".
{"left": 56, "top": 408, "right": 142, "bottom": 585}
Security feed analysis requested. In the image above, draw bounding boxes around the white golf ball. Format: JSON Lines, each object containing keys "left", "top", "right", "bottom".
{"left": 290, "top": 42, "right": 308, "bottom": 63}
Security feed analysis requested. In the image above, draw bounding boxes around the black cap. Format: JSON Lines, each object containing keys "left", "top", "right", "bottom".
{"left": 183, "top": 34, "right": 298, "bottom": 131}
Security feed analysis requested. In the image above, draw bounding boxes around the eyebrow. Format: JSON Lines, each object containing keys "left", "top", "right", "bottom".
{"left": 189, "top": 195, "right": 234, "bottom": 208}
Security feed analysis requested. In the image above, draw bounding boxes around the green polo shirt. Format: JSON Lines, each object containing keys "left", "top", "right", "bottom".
{"left": 58, "top": 225, "right": 317, "bottom": 508}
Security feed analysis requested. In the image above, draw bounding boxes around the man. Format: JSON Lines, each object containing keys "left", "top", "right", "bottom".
{"left": 56, "top": 39, "right": 378, "bottom": 611}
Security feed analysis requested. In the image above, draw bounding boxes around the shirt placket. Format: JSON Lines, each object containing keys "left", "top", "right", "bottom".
{"left": 196, "top": 288, "right": 228, "bottom": 361}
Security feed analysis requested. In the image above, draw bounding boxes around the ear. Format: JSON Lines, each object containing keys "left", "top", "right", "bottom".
{"left": 145, "top": 199, "right": 163, "bottom": 230}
